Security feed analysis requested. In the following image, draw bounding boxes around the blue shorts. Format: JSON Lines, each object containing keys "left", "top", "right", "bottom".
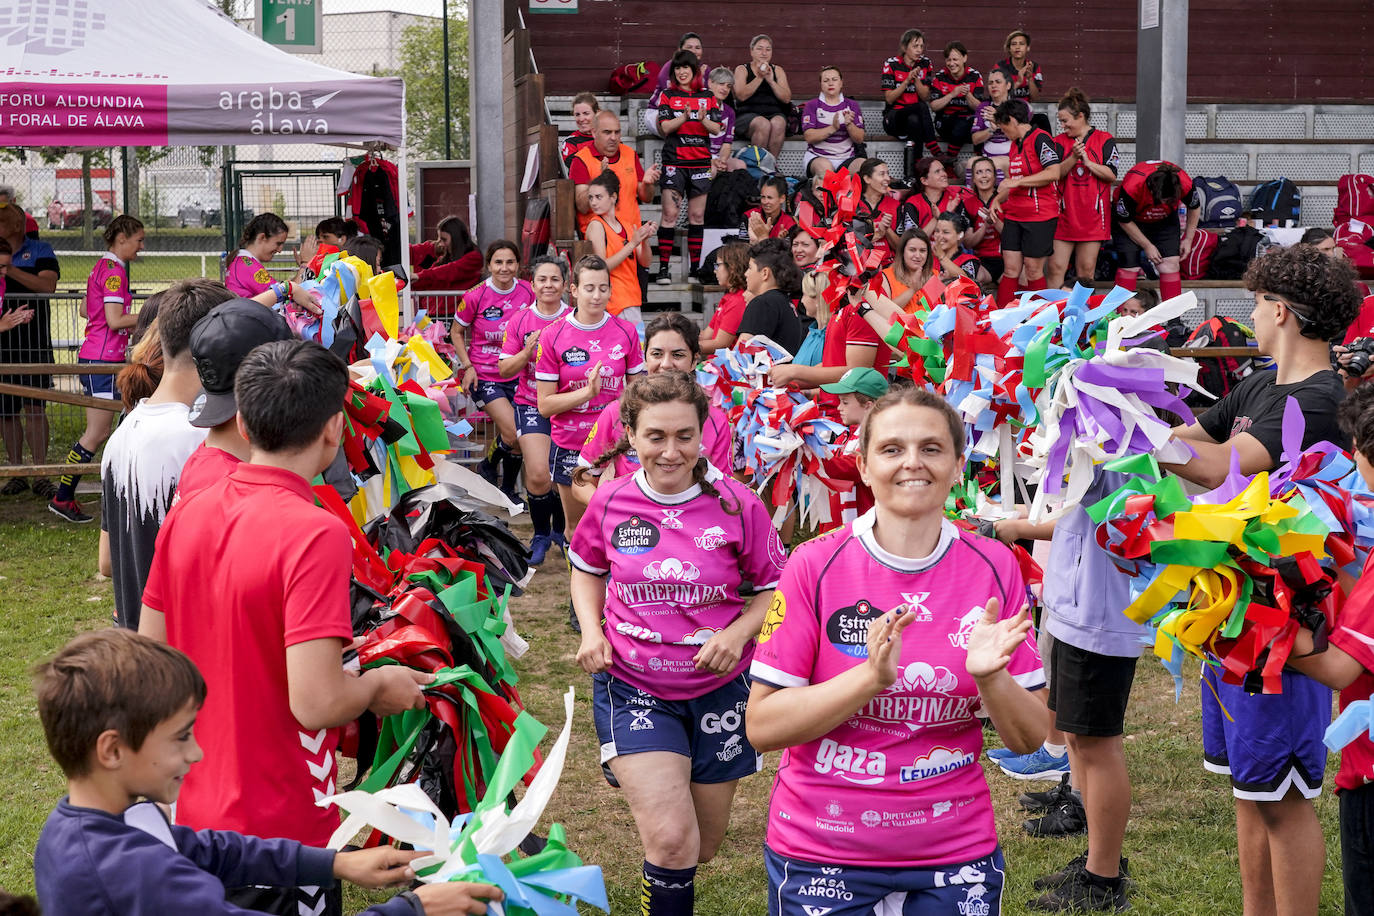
{"left": 1201, "top": 663, "right": 1331, "bottom": 801}
{"left": 765, "top": 845, "right": 1005, "bottom": 916}
{"left": 78, "top": 357, "right": 118, "bottom": 400}
{"left": 473, "top": 378, "right": 517, "bottom": 408}
{"left": 591, "top": 671, "right": 761, "bottom": 784}
{"left": 549, "top": 443, "right": 582, "bottom": 486}
{"left": 514, "top": 402, "right": 550, "bottom": 436}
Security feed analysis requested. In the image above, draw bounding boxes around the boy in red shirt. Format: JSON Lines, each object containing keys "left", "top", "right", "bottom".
{"left": 140, "top": 340, "right": 431, "bottom": 916}
{"left": 1290, "top": 381, "right": 1374, "bottom": 916}
{"left": 817, "top": 367, "right": 888, "bottom": 533}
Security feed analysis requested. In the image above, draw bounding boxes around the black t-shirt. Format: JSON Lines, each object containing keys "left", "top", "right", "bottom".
{"left": 1197, "top": 368, "right": 1348, "bottom": 466}
{"left": 737, "top": 288, "right": 803, "bottom": 356}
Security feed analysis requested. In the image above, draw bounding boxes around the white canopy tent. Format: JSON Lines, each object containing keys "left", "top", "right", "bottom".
{"left": 0, "top": 0, "right": 413, "bottom": 313}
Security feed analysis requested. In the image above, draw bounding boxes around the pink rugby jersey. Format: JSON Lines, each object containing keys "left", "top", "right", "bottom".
{"left": 578, "top": 396, "right": 733, "bottom": 476}
{"left": 224, "top": 249, "right": 276, "bottom": 299}
{"left": 79, "top": 253, "right": 132, "bottom": 362}
{"left": 501, "top": 302, "right": 570, "bottom": 407}
{"left": 751, "top": 513, "right": 1044, "bottom": 868}
{"left": 534, "top": 312, "right": 644, "bottom": 449}
{"left": 569, "top": 465, "right": 787, "bottom": 700}
{"left": 456, "top": 278, "right": 535, "bottom": 381}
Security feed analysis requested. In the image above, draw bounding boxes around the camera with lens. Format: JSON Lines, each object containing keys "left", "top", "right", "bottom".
{"left": 1338, "top": 337, "right": 1374, "bottom": 378}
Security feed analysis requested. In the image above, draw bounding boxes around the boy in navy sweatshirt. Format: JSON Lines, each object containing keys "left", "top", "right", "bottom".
{"left": 32, "top": 628, "right": 502, "bottom": 916}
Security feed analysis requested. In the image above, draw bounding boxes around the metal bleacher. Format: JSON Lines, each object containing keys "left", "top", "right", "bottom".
{"left": 545, "top": 94, "right": 1374, "bottom": 321}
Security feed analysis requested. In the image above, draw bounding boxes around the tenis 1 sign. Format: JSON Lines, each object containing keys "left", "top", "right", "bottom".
{"left": 256, "top": 0, "right": 321, "bottom": 53}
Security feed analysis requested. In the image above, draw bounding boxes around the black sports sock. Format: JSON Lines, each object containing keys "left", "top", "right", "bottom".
{"left": 55, "top": 441, "right": 95, "bottom": 502}
{"left": 499, "top": 450, "right": 523, "bottom": 494}
{"left": 686, "top": 225, "right": 704, "bottom": 274}
{"left": 657, "top": 227, "right": 676, "bottom": 270}
{"left": 641, "top": 861, "right": 695, "bottom": 916}
{"left": 528, "top": 490, "right": 557, "bottom": 537}
{"left": 552, "top": 495, "right": 567, "bottom": 539}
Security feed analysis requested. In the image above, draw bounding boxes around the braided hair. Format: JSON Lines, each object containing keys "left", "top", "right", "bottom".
{"left": 573, "top": 371, "right": 740, "bottom": 515}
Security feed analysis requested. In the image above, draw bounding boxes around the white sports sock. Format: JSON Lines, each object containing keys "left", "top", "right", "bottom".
{"left": 1043, "top": 742, "right": 1067, "bottom": 757}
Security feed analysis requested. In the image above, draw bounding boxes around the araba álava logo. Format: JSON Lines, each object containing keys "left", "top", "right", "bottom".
{"left": 218, "top": 87, "right": 338, "bottom": 136}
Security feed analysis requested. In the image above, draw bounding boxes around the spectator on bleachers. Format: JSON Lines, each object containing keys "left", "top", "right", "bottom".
{"left": 997, "top": 30, "right": 1043, "bottom": 103}
{"left": 1112, "top": 160, "right": 1200, "bottom": 304}
{"left": 732, "top": 35, "right": 793, "bottom": 160}
{"left": 790, "top": 226, "right": 822, "bottom": 273}
{"left": 856, "top": 158, "right": 901, "bottom": 265}
{"left": 1302, "top": 227, "right": 1340, "bottom": 258}
{"left": 965, "top": 156, "right": 1005, "bottom": 281}
{"left": 1048, "top": 88, "right": 1120, "bottom": 288}
{"left": 706, "top": 68, "right": 739, "bottom": 170}
{"left": 559, "top": 91, "right": 600, "bottom": 168}
{"left": 801, "top": 67, "right": 866, "bottom": 179}
{"left": 881, "top": 29, "right": 941, "bottom": 176}
{"left": 881, "top": 228, "right": 935, "bottom": 311}
{"left": 897, "top": 157, "right": 965, "bottom": 235}
{"left": 971, "top": 68, "right": 1025, "bottom": 172}
{"left": 925, "top": 42, "right": 985, "bottom": 160}
{"left": 643, "top": 33, "right": 708, "bottom": 138}
{"left": 932, "top": 211, "right": 991, "bottom": 284}
{"left": 700, "top": 242, "right": 751, "bottom": 356}
{"left": 990, "top": 100, "right": 1062, "bottom": 304}
{"left": 656, "top": 50, "right": 723, "bottom": 285}
{"left": 410, "top": 215, "right": 484, "bottom": 317}
{"left": 571, "top": 110, "right": 661, "bottom": 234}
{"left": 746, "top": 177, "right": 797, "bottom": 243}
{"left": 584, "top": 172, "right": 656, "bottom": 325}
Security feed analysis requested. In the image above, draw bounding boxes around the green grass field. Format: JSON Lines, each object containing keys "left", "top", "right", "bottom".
{"left": 0, "top": 495, "right": 1351, "bottom": 912}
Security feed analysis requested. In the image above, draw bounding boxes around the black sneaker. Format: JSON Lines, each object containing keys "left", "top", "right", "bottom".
{"left": 1035, "top": 854, "right": 1132, "bottom": 893}
{"left": 1023, "top": 798, "right": 1087, "bottom": 838}
{"left": 49, "top": 498, "right": 94, "bottom": 523}
{"left": 1020, "top": 774, "right": 1079, "bottom": 812}
{"left": 1027, "top": 867, "right": 1129, "bottom": 912}
{"left": 655, "top": 266, "right": 672, "bottom": 285}
{"left": 0, "top": 476, "right": 29, "bottom": 496}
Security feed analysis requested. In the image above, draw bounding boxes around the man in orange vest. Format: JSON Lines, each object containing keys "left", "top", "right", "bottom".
{"left": 571, "top": 110, "right": 661, "bottom": 234}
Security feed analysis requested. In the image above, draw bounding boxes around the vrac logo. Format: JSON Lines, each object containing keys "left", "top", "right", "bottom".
{"left": 956, "top": 883, "right": 990, "bottom": 916}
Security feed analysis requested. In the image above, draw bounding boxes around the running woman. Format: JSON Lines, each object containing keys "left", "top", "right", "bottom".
{"left": 499, "top": 254, "right": 571, "bottom": 565}
{"left": 1112, "top": 160, "right": 1201, "bottom": 304}
{"left": 225, "top": 213, "right": 289, "bottom": 299}
{"left": 990, "top": 100, "right": 1062, "bottom": 304}
{"left": 576, "top": 313, "right": 733, "bottom": 503}
{"left": 570, "top": 370, "right": 786, "bottom": 916}
{"left": 746, "top": 386, "right": 1047, "bottom": 916}
{"left": 657, "top": 50, "right": 722, "bottom": 285}
{"left": 1048, "top": 88, "right": 1119, "bottom": 289}
{"left": 536, "top": 255, "right": 644, "bottom": 539}
{"left": 881, "top": 28, "right": 940, "bottom": 174}
{"left": 560, "top": 91, "right": 600, "bottom": 169}
{"left": 49, "top": 215, "right": 145, "bottom": 523}
{"left": 452, "top": 240, "right": 534, "bottom": 498}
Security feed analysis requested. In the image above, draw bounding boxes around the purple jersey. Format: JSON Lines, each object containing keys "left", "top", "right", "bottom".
{"left": 500, "top": 302, "right": 570, "bottom": 406}
{"left": 709, "top": 103, "right": 736, "bottom": 157}
{"left": 535, "top": 312, "right": 644, "bottom": 449}
{"left": 579, "top": 396, "right": 733, "bottom": 476}
{"left": 225, "top": 249, "right": 275, "bottom": 299}
{"left": 456, "top": 278, "right": 535, "bottom": 381}
{"left": 802, "top": 96, "right": 864, "bottom": 160}
{"left": 570, "top": 465, "right": 786, "bottom": 699}
{"left": 751, "top": 514, "right": 1045, "bottom": 868}
{"left": 79, "top": 253, "right": 132, "bottom": 362}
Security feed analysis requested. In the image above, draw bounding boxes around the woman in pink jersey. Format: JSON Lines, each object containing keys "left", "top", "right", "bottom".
{"left": 499, "top": 254, "right": 571, "bottom": 566}
{"left": 49, "top": 216, "right": 145, "bottom": 522}
{"left": 452, "top": 240, "right": 535, "bottom": 498}
{"left": 574, "top": 312, "right": 733, "bottom": 504}
{"left": 747, "top": 387, "right": 1047, "bottom": 916}
{"left": 536, "top": 255, "right": 645, "bottom": 539}
{"left": 569, "top": 370, "right": 787, "bottom": 916}
{"left": 225, "top": 213, "right": 289, "bottom": 299}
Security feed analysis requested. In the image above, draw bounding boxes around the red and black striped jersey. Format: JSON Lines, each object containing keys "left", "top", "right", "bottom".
{"left": 923, "top": 67, "right": 985, "bottom": 119}
{"left": 881, "top": 55, "right": 932, "bottom": 109}
{"left": 658, "top": 88, "right": 722, "bottom": 170}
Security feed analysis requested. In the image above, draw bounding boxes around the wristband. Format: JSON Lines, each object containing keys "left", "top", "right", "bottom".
{"left": 856, "top": 301, "right": 874, "bottom": 318}
{"left": 272, "top": 281, "right": 287, "bottom": 303}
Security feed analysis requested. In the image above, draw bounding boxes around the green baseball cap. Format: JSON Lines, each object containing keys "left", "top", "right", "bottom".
{"left": 820, "top": 367, "right": 890, "bottom": 399}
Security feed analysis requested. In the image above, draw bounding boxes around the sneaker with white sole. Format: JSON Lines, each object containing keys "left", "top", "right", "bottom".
{"left": 49, "top": 498, "right": 94, "bottom": 523}
{"left": 987, "top": 746, "right": 1017, "bottom": 762}
{"left": 999, "top": 745, "right": 1071, "bottom": 781}
{"left": 1019, "top": 774, "right": 1080, "bottom": 812}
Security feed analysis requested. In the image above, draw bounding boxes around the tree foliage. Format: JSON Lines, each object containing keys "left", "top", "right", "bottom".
{"left": 390, "top": 16, "right": 471, "bottom": 161}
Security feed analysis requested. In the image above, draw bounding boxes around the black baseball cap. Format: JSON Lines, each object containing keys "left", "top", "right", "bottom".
{"left": 188, "top": 299, "right": 294, "bottom": 428}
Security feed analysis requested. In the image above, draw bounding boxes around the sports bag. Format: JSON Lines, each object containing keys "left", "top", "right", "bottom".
{"left": 1180, "top": 229, "right": 1219, "bottom": 279}
{"left": 1336, "top": 174, "right": 1374, "bottom": 225}
{"left": 1247, "top": 178, "right": 1301, "bottom": 224}
{"left": 1207, "top": 225, "right": 1264, "bottom": 280}
{"left": 1194, "top": 176, "right": 1243, "bottom": 229}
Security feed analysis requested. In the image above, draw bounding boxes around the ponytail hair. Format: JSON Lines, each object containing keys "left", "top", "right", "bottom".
{"left": 118, "top": 295, "right": 166, "bottom": 412}
{"left": 572, "top": 371, "right": 740, "bottom": 515}
{"left": 238, "top": 212, "right": 288, "bottom": 249}
{"left": 1058, "top": 87, "right": 1091, "bottom": 120}
{"left": 644, "top": 312, "right": 703, "bottom": 363}
{"left": 103, "top": 214, "right": 143, "bottom": 248}
{"left": 1144, "top": 163, "right": 1184, "bottom": 205}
